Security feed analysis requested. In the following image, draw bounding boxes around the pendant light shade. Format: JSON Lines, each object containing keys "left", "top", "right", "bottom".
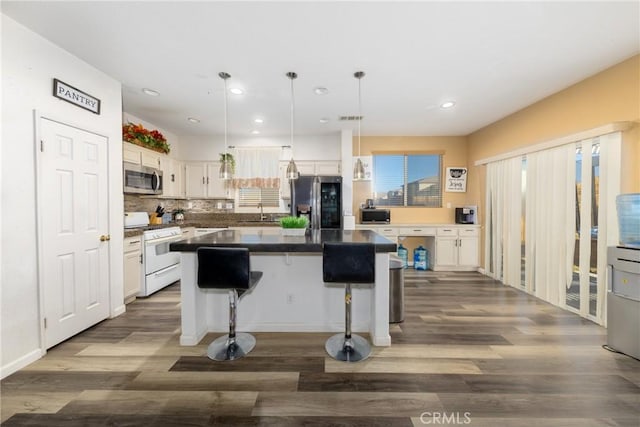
{"left": 286, "top": 71, "right": 299, "bottom": 180}
{"left": 219, "top": 159, "right": 233, "bottom": 180}
{"left": 353, "top": 158, "right": 366, "bottom": 180}
{"left": 219, "top": 72, "right": 233, "bottom": 180}
{"left": 353, "top": 71, "right": 366, "bottom": 181}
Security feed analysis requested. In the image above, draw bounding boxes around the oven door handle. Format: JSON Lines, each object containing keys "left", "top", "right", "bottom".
{"left": 153, "top": 264, "right": 180, "bottom": 277}
{"left": 145, "top": 235, "right": 183, "bottom": 246}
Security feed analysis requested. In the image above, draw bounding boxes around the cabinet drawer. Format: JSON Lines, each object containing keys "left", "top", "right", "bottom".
{"left": 399, "top": 227, "right": 436, "bottom": 236}
{"left": 458, "top": 228, "right": 479, "bottom": 237}
{"left": 377, "top": 227, "right": 397, "bottom": 235}
{"left": 124, "top": 236, "right": 142, "bottom": 252}
{"left": 437, "top": 227, "right": 458, "bottom": 237}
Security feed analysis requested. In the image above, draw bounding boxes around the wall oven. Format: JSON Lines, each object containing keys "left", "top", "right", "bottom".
{"left": 141, "top": 227, "right": 182, "bottom": 296}
{"left": 124, "top": 163, "right": 163, "bottom": 195}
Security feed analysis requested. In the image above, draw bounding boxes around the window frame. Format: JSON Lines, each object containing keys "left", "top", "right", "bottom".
{"left": 371, "top": 151, "right": 443, "bottom": 208}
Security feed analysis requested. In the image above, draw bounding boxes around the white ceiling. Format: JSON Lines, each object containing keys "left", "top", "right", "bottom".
{"left": 2, "top": 1, "right": 639, "bottom": 139}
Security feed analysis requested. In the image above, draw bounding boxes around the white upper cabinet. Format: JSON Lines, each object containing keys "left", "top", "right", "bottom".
{"left": 123, "top": 141, "right": 162, "bottom": 169}
{"left": 315, "top": 161, "right": 341, "bottom": 175}
{"left": 123, "top": 142, "right": 141, "bottom": 164}
{"left": 294, "top": 160, "right": 341, "bottom": 176}
{"left": 159, "top": 157, "right": 184, "bottom": 198}
{"left": 185, "top": 162, "right": 231, "bottom": 199}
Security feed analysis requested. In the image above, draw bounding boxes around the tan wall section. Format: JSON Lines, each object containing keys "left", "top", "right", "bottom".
{"left": 353, "top": 136, "right": 470, "bottom": 224}
{"left": 466, "top": 54, "right": 639, "bottom": 265}
{"left": 468, "top": 55, "right": 639, "bottom": 203}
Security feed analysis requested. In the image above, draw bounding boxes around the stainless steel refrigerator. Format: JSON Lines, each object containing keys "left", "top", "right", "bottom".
{"left": 291, "top": 175, "right": 342, "bottom": 229}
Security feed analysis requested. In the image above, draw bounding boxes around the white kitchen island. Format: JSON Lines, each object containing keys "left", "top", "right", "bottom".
{"left": 170, "top": 228, "right": 397, "bottom": 347}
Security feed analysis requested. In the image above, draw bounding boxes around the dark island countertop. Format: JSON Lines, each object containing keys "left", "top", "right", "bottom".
{"left": 169, "top": 229, "right": 397, "bottom": 253}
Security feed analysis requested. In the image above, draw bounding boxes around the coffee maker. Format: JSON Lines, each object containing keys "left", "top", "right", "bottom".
{"left": 455, "top": 206, "right": 477, "bottom": 224}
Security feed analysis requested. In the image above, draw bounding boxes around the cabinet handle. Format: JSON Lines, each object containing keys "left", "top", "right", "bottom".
{"left": 128, "top": 240, "right": 140, "bottom": 245}
{"left": 443, "top": 229, "right": 452, "bottom": 232}
{"left": 139, "top": 254, "right": 143, "bottom": 264}
{"left": 171, "top": 173, "right": 175, "bottom": 182}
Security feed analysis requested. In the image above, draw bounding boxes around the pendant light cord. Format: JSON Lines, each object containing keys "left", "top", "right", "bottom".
{"left": 358, "top": 75, "right": 362, "bottom": 157}
{"left": 287, "top": 72, "right": 297, "bottom": 155}
{"left": 354, "top": 71, "right": 365, "bottom": 157}
{"left": 223, "top": 77, "right": 228, "bottom": 157}
{"left": 219, "top": 72, "right": 231, "bottom": 159}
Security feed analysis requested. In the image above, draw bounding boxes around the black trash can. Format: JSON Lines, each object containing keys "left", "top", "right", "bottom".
{"left": 389, "top": 254, "right": 405, "bottom": 323}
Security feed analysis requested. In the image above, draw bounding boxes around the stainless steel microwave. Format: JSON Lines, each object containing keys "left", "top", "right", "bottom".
{"left": 123, "top": 163, "right": 163, "bottom": 195}
{"left": 361, "top": 208, "right": 391, "bottom": 223}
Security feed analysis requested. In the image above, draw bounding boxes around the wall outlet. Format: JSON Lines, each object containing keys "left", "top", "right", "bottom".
{"left": 286, "top": 294, "right": 294, "bottom": 304}
{"left": 446, "top": 202, "right": 452, "bottom": 209}
{"left": 187, "top": 202, "right": 193, "bottom": 209}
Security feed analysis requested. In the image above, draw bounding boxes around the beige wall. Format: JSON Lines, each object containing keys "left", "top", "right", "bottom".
{"left": 352, "top": 56, "right": 639, "bottom": 267}
{"left": 468, "top": 55, "right": 639, "bottom": 205}
{"left": 466, "top": 54, "right": 639, "bottom": 266}
{"left": 353, "top": 136, "right": 470, "bottom": 224}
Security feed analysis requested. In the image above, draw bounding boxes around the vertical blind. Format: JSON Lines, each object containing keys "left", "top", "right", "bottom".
{"left": 485, "top": 131, "right": 622, "bottom": 325}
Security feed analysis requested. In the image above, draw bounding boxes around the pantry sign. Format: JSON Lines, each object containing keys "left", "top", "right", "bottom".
{"left": 53, "top": 78, "right": 101, "bottom": 114}
{"left": 445, "top": 167, "right": 467, "bottom": 192}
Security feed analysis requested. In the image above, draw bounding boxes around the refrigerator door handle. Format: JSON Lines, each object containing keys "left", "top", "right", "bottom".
{"left": 312, "top": 177, "right": 321, "bottom": 230}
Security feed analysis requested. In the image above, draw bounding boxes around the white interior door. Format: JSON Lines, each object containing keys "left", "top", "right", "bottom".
{"left": 38, "top": 118, "right": 110, "bottom": 348}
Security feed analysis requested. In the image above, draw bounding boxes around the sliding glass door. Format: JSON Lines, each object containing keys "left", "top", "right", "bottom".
{"left": 485, "top": 133, "right": 620, "bottom": 325}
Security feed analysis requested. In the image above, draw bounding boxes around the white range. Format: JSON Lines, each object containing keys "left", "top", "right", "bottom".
{"left": 124, "top": 212, "right": 183, "bottom": 297}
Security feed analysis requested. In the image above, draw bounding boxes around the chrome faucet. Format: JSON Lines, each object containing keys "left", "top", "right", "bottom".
{"left": 258, "top": 203, "right": 267, "bottom": 221}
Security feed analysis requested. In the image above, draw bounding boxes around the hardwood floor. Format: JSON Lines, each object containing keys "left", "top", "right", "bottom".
{"left": 2, "top": 271, "right": 639, "bottom": 426}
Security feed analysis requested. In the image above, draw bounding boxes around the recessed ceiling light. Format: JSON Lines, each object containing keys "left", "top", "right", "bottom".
{"left": 229, "top": 88, "right": 244, "bottom": 95}
{"left": 142, "top": 88, "right": 160, "bottom": 96}
{"left": 440, "top": 101, "right": 456, "bottom": 109}
{"left": 314, "top": 87, "right": 329, "bottom": 95}
{"left": 187, "top": 117, "right": 200, "bottom": 123}
{"left": 319, "top": 118, "right": 329, "bottom": 124}
{"left": 251, "top": 130, "right": 260, "bottom": 135}
{"left": 254, "top": 118, "right": 264, "bottom": 124}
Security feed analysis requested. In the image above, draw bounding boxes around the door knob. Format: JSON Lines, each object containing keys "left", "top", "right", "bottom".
{"left": 100, "top": 234, "right": 111, "bottom": 242}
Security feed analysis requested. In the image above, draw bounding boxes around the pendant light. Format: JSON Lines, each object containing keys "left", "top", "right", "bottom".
{"left": 219, "top": 72, "right": 233, "bottom": 180}
{"left": 286, "top": 71, "right": 299, "bottom": 180}
{"left": 353, "top": 71, "right": 366, "bottom": 181}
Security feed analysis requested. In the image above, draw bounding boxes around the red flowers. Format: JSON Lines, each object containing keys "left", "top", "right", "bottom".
{"left": 123, "top": 122, "right": 170, "bottom": 154}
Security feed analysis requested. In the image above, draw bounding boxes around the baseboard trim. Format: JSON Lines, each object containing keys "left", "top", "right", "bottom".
{"left": 1, "top": 348, "right": 43, "bottom": 379}
{"left": 111, "top": 304, "right": 126, "bottom": 318}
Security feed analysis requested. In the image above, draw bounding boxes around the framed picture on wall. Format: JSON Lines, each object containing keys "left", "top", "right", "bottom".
{"left": 445, "top": 167, "right": 467, "bottom": 192}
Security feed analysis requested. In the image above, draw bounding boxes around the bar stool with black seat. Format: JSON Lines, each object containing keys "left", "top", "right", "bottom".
{"left": 322, "top": 242, "right": 376, "bottom": 362}
{"left": 197, "top": 247, "right": 262, "bottom": 361}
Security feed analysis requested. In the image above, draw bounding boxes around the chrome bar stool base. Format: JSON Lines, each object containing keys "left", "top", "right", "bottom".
{"left": 325, "top": 333, "right": 371, "bottom": 362}
{"left": 207, "top": 332, "right": 256, "bottom": 361}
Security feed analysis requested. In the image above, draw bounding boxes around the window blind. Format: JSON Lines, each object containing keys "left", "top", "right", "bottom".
{"left": 238, "top": 187, "right": 280, "bottom": 207}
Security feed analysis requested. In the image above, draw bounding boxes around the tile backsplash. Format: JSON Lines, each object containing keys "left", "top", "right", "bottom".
{"left": 124, "top": 195, "right": 233, "bottom": 214}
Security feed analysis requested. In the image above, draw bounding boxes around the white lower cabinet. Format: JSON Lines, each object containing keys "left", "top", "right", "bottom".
{"left": 377, "top": 227, "right": 398, "bottom": 243}
{"left": 356, "top": 224, "right": 480, "bottom": 271}
{"left": 123, "top": 236, "right": 142, "bottom": 303}
{"left": 434, "top": 227, "right": 479, "bottom": 271}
